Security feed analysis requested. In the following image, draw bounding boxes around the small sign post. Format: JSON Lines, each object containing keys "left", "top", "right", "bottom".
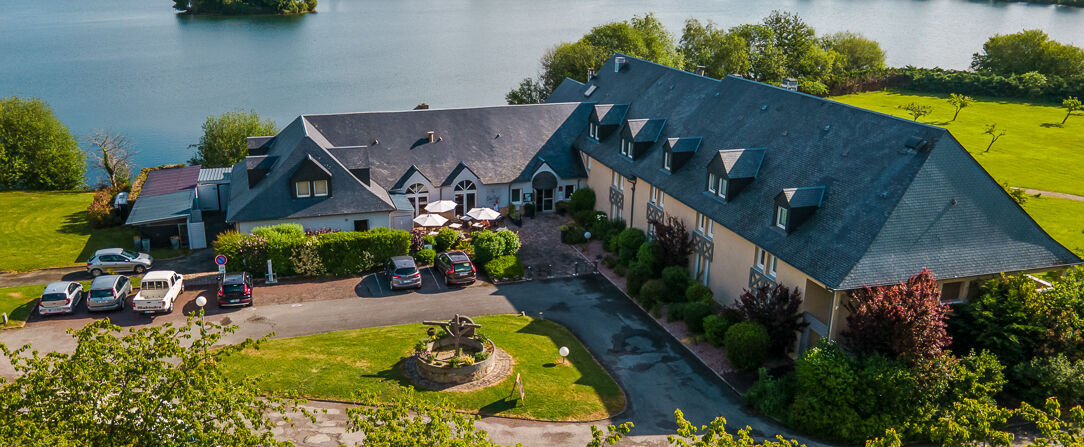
{"left": 215, "top": 255, "right": 228, "bottom": 266}
{"left": 509, "top": 373, "right": 525, "bottom": 405}
{"left": 215, "top": 255, "right": 228, "bottom": 280}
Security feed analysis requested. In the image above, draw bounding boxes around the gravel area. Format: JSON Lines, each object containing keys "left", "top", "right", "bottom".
{"left": 512, "top": 213, "right": 593, "bottom": 278}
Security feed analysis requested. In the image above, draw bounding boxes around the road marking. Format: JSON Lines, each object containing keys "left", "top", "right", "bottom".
{"left": 372, "top": 274, "right": 384, "bottom": 297}
{"left": 427, "top": 268, "right": 443, "bottom": 291}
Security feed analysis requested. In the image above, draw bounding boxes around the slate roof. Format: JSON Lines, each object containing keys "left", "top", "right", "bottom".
{"left": 781, "top": 187, "right": 825, "bottom": 208}
{"left": 627, "top": 118, "right": 666, "bottom": 143}
{"left": 719, "top": 149, "right": 766, "bottom": 178}
{"left": 667, "top": 137, "right": 702, "bottom": 153}
{"left": 548, "top": 54, "right": 1080, "bottom": 290}
{"left": 125, "top": 190, "right": 193, "bottom": 225}
{"left": 594, "top": 104, "right": 629, "bottom": 126}
{"left": 227, "top": 103, "right": 592, "bottom": 223}
{"left": 140, "top": 166, "right": 200, "bottom": 197}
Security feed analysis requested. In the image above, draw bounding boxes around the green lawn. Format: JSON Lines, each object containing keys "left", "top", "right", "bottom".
{"left": 831, "top": 91, "right": 1084, "bottom": 197}
{"left": 1022, "top": 195, "right": 1084, "bottom": 258}
{"left": 221, "top": 315, "right": 625, "bottom": 421}
{"left": 0, "top": 285, "right": 45, "bottom": 328}
{"left": 0, "top": 191, "right": 186, "bottom": 272}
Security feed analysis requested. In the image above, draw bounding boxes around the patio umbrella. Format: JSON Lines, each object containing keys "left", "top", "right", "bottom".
{"left": 413, "top": 213, "right": 448, "bottom": 227}
{"left": 425, "top": 200, "right": 457, "bottom": 213}
{"left": 466, "top": 207, "right": 501, "bottom": 221}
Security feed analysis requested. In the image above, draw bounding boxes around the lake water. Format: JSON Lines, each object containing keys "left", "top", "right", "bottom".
{"left": 1, "top": 0, "right": 1081, "bottom": 176}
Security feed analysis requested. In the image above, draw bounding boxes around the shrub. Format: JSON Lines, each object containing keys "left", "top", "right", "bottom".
{"left": 422, "top": 235, "right": 436, "bottom": 246}
{"left": 495, "top": 230, "right": 520, "bottom": 256}
{"left": 485, "top": 255, "right": 524, "bottom": 280}
{"left": 704, "top": 313, "right": 741, "bottom": 347}
{"left": 661, "top": 266, "right": 691, "bottom": 302}
{"left": 624, "top": 262, "right": 652, "bottom": 297}
{"left": 1012, "top": 354, "right": 1084, "bottom": 407}
{"left": 289, "top": 239, "right": 326, "bottom": 276}
{"left": 604, "top": 234, "right": 619, "bottom": 253}
{"left": 636, "top": 241, "right": 663, "bottom": 275}
{"left": 685, "top": 283, "right": 713, "bottom": 303}
{"left": 725, "top": 322, "right": 770, "bottom": 370}
{"left": 563, "top": 226, "right": 587, "bottom": 244}
{"left": 315, "top": 228, "right": 410, "bottom": 275}
{"left": 843, "top": 268, "right": 951, "bottom": 362}
{"left": 667, "top": 302, "right": 688, "bottom": 322}
{"left": 683, "top": 301, "right": 713, "bottom": 334}
{"left": 212, "top": 231, "right": 244, "bottom": 271}
{"left": 86, "top": 188, "right": 119, "bottom": 228}
{"left": 613, "top": 264, "right": 628, "bottom": 277}
{"left": 617, "top": 228, "right": 646, "bottom": 264}
{"left": 746, "top": 368, "right": 794, "bottom": 419}
{"left": 413, "top": 248, "right": 436, "bottom": 266}
{"left": 250, "top": 224, "right": 307, "bottom": 276}
{"left": 639, "top": 279, "right": 667, "bottom": 307}
{"left": 568, "top": 187, "right": 596, "bottom": 217}
{"left": 737, "top": 283, "right": 808, "bottom": 357}
{"left": 471, "top": 230, "right": 505, "bottom": 266}
{"left": 434, "top": 227, "right": 460, "bottom": 252}
{"left": 602, "top": 255, "right": 618, "bottom": 269}
{"left": 653, "top": 215, "right": 693, "bottom": 267}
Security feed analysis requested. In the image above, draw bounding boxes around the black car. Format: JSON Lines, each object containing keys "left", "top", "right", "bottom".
{"left": 218, "top": 272, "right": 254, "bottom": 307}
{"left": 435, "top": 251, "right": 476, "bottom": 286}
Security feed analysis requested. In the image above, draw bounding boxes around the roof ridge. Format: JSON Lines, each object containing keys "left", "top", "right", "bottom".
{"left": 299, "top": 101, "right": 579, "bottom": 119}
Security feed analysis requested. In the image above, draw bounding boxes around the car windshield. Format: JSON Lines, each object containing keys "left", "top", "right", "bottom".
{"left": 90, "top": 289, "right": 114, "bottom": 298}
{"left": 121, "top": 250, "right": 138, "bottom": 259}
{"left": 41, "top": 293, "right": 68, "bottom": 304}
{"left": 394, "top": 267, "right": 418, "bottom": 276}
{"left": 223, "top": 284, "right": 246, "bottom": 293}
{"left": 453, "top": 263, "right": 473, "bottom": 272}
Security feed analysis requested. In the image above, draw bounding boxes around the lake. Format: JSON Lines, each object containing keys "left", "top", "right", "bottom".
{"left": 1, "top": 0, "right": 1080, "bottom": 176}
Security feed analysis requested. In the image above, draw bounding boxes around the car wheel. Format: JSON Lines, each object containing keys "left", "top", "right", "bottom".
{"left": 90, "top": 269, "right": 102, "bottom": 277}
{"left": 134, "top": 265, "right": 146, "bottom": 274}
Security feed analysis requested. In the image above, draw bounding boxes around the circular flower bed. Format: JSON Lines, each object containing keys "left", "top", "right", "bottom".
{"left": 414, "top": 335, "right": 497, "bottom": 385}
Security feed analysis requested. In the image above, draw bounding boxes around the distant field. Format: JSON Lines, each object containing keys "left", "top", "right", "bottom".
{"left": 1022, "top": 195, "right": 1084, "bottom": 258}
{"left": 831, "top": 91, "right": 1084, "bottom": 197}
{"left": 0, "top": 191, "right": 134, "bottom": 272}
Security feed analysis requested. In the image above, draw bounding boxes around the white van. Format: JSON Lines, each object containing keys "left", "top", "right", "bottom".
{"left": 132, "top": 270, "right": 184, "bottom": 314}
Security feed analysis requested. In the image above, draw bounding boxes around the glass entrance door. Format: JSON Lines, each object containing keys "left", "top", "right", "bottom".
{"left": 535, "top": 188, "right": 554, "bottom": 212}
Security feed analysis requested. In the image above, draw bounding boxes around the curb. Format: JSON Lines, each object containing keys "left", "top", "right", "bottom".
{"left": 293, "top": 395, "right": 617, "bottom": 425}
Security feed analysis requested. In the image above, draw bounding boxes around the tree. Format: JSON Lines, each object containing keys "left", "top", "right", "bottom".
{"left": 729, "top": 23, "right": 786, "bottom": 83}
{"left": 0, "top": 96, "right": 85, "bottom": 190}
{"left": 929, "top": 398, "right": 1015, "bottom": 447}
{"left": 651, "top": 214, "right": 693, "bottom": 268}
{"left": 843, "top": 268, "right": 951, "bottom": 362}
{"left": 86, "top": 130, "right": 136, "bottom": 191}
{"left": 1062, "top": 96, "right": 1082, "bottom": 125}
{"left": 948, "top": 94, "right": 975, "bottom": 121}
{"left": 1018, "top": 397, "right": 1084, "bottom": 447}
{"left": 0, "top": 317, "right": 306, "bottom": 445}
{"left": 736, "top": 284, "right": 808, "bottom": 356}
{"left": 983, "top": 123, "right": 1006, "bottom": 153}
{"left": 190, "top": 109, "right": 277, "bottom": 168}
{"left": 505, "top": 77, "right": 547, "bottom": 105}
{"left": 762, "top": 11, "right": 818, "bottom": 79}
{"left": 971, "top": 29, "right": 1084, "bottom": 78}
{"left": 821, "top": 32, "right": 885, "bottom": 72}
{"left": 669, "top": 408, "right": 803, "bottom": 447}
{"left": 1001, "top": 182, "right": 1029, "bottom": 205}
{"left": 679, "top": 19, "right": 750, "bottom": 79}
{"left": 898, "top": 102, "right": 933, "bottom": 121}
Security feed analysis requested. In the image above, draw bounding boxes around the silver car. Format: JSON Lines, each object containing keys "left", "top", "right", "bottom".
{"left": 38, "top": 281, "right": 83, "bottom": 316}
{"left": 87, "top": 275, "right": 132, "bottom": 311}
{"left": 87, "top": 248, "right": 153, "bottom": 277}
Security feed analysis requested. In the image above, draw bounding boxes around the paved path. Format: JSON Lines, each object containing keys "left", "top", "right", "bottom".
{"left": 0, "top": 276, "right": 813, "bottom": 446}
{"left": 1019, "top": 188, "right": 1084, "bottom": 202}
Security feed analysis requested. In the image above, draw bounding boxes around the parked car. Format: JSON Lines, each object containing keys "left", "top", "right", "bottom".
{"left": 218, "top": 272, "right": 254, "bottom": 307}
{"left": 385, "top": 256, "right": 422, "bottom": 290}
{"left": 435, "top": 251, "right": 476, "bottom": 286}
{"left": 132, "top": 270, "right": 183, "bottom": 314}
{"left": 87, "top": 248, "right": 153, "bottom": 277}
{"left": 38, "top": 281, "right": 83, "bottom": 316}
{"left": 86, "top": 275, "right": 132, "bottom": 311}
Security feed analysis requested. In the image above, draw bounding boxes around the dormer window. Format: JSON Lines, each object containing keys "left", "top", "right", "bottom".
{"left": 707, "top": 173, "right": 717, "bottom": 193}
{"left": 620, "top": 138, "right": 633, "bottom": 159}
{"left": 589, "top": 122, "right": 599, "bottom": 140}
{"left": 295, "top": 181, "right": 311, "bottom": 198}
{"left": 775, "top": 206, "right": 788, "bottom": 230}
{"left": 314, "top": 179, "right": 329, "bottom": 197}
{"left": 663, "top": 151, "right": 672, "bottom": 171}
{"left": 706, "top": 148, "right": 766, "bottom": 202}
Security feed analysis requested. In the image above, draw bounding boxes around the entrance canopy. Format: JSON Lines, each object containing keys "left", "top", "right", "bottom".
{"left": 532, "top": 171, "right": 557, "bottom": 190}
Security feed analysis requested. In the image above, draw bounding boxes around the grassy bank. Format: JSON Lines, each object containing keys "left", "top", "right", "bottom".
{"left": 1022, "top": 195, "right": 1084, "bottom": 257}
{"left": 831, "top": 91, "right": 1083, "bottom": 197}
{"left": 221, "top": 315, "right": 625, "bottom": 421}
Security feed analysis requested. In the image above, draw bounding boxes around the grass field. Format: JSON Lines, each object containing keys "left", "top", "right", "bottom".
{"left": 221, "top": 315, "right": 625, "bottom": 421}
{"left": 0, "top": 285, "right": 46, "bottom": 328}
{"left": 831, "top": 91, "right": 1084, "bottom": 197}
{"left": 1022, "top": 195, "right": 1084, "bottom": 258}
{"left": 0, "top": 191, "right": 186, "bottom": 272}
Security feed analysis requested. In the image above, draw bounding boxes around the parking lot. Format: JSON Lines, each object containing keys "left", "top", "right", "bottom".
{"left": 356, "top": 267, "right": 488, "bottom": 298}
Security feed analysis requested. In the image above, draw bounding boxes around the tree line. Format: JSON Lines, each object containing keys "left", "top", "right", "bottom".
{"left": 507, "top": 12, "right": 1084, "bottom": 104}
{"left": 172, "top": 0, "right": 317, "bottom": 15}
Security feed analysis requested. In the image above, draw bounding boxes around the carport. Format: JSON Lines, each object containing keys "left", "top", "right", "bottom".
{"left": 125, "top": 190, "right": 194, "bottom": 248}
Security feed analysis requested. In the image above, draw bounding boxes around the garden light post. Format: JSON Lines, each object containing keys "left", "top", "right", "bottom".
{"left": 559, "top": 346, "right": 569, "bottom": 364}
{"left": 195, "top": 295, "right": 208, "bottom": 359}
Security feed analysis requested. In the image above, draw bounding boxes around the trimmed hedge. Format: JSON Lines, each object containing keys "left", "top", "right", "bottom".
{"left": 639, "top": 279, "right": 667, "bottom": 307}
{"left": 413, "top": 248, "right": 436, "bottom": 266}
{"left": 725, "top": 322, "right": 771, "bottom": 370}
{"left": 617, "top": 228, "right": 646, "bottom": 264}
{"left": 685, "top": 284, "right": 713, "bottom": 303}
{"left": 683, "top": 301, "right": 713, "bottom": 334}
{"left": 636, "top": 241, "right": 663, "bottom": 275}
{"left": 485, "top": 255, "right": 524, "bottom": 280}
{"left": 662, "top": 266, "right": 692, "bottom": 302}
{"left": 704, "top": 311, "right": 743, "bottom": 347}
{"left": 213, "top": 225, "right": 410, "bottom": 277}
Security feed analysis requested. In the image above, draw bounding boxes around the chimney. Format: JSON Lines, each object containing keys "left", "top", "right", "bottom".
{"left": 696, "top": 65, "right": 706, "bottom": 76}
{"left": 587, "top": 68, "right": 595, "bottom": 80}
{"left": 614, "top": 56, "right": 626, "bottom": 72}
{"left": 427, "top": 131, "right": 436, "bottom": 143}
{"left": 414, "top": 103, "right": 429, "bottom": 110}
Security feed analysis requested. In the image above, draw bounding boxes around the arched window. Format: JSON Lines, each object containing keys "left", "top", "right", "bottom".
{"left": 406, "top": 183, "right": 428, "bottom": 214}
{"left": 454, "top": 180, "right": 477, "bottom": 216}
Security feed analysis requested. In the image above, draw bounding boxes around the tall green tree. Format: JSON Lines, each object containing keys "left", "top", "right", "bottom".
{"left": 729, "top": 23, "right": 786, "bottom": 83}
{"left": 762, "top": 11, "right": 819, "bottom": 78}
{"left": 971, "top": 29, "right": 1084, "bottom": 78}
{"left": 0, "top": 317, "right": 308, "bottom": 445}
{"left": 505, "top": 78, "right": 547, "bottom": 105}
{"left": 190, "top": 109, "right": 277, "bottom": 168}
{"left": 822, "top": 32, "right": 886, "bottom": 72}
{"left": 0, "top": 97, "right": 85, "bottom": 190}
{"left": 678, "top": 19, "right": 750, "bottom": 79}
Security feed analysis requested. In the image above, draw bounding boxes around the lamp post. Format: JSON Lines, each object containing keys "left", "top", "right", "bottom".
{"left": 195, "top": 295, "right": 207, "bottom": 359}
{"left": 559, "top": 346, "right": 569, "bottom": 364}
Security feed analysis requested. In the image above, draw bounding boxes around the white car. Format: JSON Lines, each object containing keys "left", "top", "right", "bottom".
{"left": 38, "top": 281, "right": 84, "bottom": 316}
{"left": 132, "top": 270, "right": 184, "bottom": 314}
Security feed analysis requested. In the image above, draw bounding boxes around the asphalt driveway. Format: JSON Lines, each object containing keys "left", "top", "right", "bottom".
{"left": 0, "top": 275, "right": 811, "bottom": 446}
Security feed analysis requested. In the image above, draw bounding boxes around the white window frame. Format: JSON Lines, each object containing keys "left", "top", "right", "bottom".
{"left": 695, "top": 254, "right": 711, "bottom": 286}
{"left": 695, "top": 212, "right": 706, "bottom": 234}
{"left": 768, "top": 255, "right": 778, "bottom": 278}
{"left": 707, "top": 173, "right": 717, "bottom": 193}
{"left": 295, "top": 181, "right": 311, "bottom": 198}
{"left": 313, "top": 179, "right": 329, "bottom": 197}
{"left": 511, "top": 188, "right": 522, "bottom": 203}
{"left": 755, "top": 247, "right": 777, "bottom": 278}
{"left": 755, "top": 247, "right": 766, "bottom": 270}
{"left": 775, "top": 206, "right": 789, "bottom": 230}
{"left": 650, "top": 186, "right": 664, "bottom": 208}
{"left": 663, "top": 151, "right": 672, "bottom": 171}
{"left": 589, "top": 122, "right": 599, "bottom": 140}
{"left": 564, "top": 184, "right": 575, "bottom": 200}
{"left": 718, "top": 178, "right": 728, "bottom": 199}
